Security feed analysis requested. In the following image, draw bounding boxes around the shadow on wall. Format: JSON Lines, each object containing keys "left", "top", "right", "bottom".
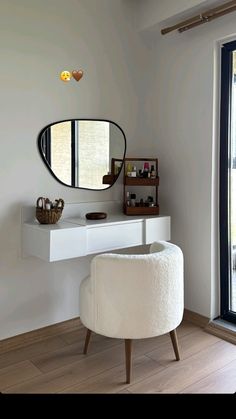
{"left": 0, "top": 203, "right": 23, "bottom": 261}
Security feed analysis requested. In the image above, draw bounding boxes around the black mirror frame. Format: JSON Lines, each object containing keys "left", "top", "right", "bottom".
{"left": 37, "top": 118, "right": 127, "bottom": 191}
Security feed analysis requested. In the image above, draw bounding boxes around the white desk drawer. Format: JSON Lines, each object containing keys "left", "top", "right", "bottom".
{"left": 50, "top": 227, "right": 86, "bottom": 261}
{"left": 87, "top": 222, "right": 143, "bottom": 253}
{"left": 22, "top": 223, "right": 86, "bottom": 262}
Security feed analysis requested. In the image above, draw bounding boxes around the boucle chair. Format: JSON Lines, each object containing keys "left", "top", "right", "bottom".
{"left": 79, "top": 241, "right": 184, "bottom": 384}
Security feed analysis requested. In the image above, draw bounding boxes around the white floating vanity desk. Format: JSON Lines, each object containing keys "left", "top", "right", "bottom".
{"left": 22, "top": 202, "right": 171, "bottom": 262}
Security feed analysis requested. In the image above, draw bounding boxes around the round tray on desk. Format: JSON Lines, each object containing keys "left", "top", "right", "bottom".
{"left": 85, "top": 212, "right": 107, "bottom": 220}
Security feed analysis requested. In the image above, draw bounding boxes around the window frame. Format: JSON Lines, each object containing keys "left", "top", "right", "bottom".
{"left": 220, "top": 39, "right": 236, "bottom": 323}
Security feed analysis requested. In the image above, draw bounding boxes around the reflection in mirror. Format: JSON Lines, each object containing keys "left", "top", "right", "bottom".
{"left": 38, "top": 120, "right": 126, "bottom": 190}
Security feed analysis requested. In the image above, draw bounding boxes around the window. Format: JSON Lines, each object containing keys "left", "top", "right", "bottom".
{"left": 51, "top": 121, "right": 72, "bottom": 185}
{"left": 78, "top": 120, "right": 109, "bottom": 189}
{"left": 220, "top": 40, "right": 236, "bottom": 323}
{"left": 48, "top": 121, "right": 110, "bottom": 189}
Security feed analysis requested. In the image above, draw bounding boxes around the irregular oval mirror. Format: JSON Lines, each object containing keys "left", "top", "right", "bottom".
{"left": 38, "top": 119, "right": 126, "bottom": 190}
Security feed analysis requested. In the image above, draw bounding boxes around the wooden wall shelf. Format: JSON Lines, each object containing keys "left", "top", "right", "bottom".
{"left": 124, "top": 206, "right": 159, "bottom": 216}
{"left": 123, "top": 157, "right": 159, "bottom": 216}
{"left": 102, "top": 158, "right": 123, "bottom": 185}
{"left": 102, "top": 174, "right": 117, "bottom": 185}
{"left": 125, "top": 177, "right": 159, "bottom": 186}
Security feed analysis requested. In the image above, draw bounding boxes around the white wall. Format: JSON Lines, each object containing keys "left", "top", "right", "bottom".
{"left": 141, "top": 9, "right": 236, "bottom": 318}
{"left": 0, "top": 0, "right": 150, "bottom": 340}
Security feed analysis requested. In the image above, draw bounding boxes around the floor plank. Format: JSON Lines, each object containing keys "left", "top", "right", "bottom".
{"left": 176, "top": 321, "right": 203, "bottom": 337}
{"left": 61, "top": 355, "right": 164, "bottom": 393}
{"left": 0, "top": 360, "right": 41, "bottom": 391}
{"left": 0, "top": 336, "right": 67, "bottom": 370}
{"left": 31, "top": 335, "right": 121, "bottom": 373}
{"left": 4, "top": 343, "right": 126, "bottom": 393}
{"left": 127, "top": 340, "right": 236, "bottom": 393}
{"left": 59, "top": 327, "right": 90, "bottom": 345}
{"left": 147, "top": 329, "right": 220, "bottom": 365}
{"left": 180, "top": 359, "right": 236, "bottom": 394}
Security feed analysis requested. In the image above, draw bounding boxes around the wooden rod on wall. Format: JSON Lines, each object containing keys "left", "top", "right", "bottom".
{"left": 179, "top": 4, "right": 236, "bottom": 32}
{"left": 161, "top": 0, "right": 236, "bottom": 35}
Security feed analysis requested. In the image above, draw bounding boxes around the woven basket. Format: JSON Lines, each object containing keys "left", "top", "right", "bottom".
{"left": 36, "top": 197, "right": 64, "bottom": 224}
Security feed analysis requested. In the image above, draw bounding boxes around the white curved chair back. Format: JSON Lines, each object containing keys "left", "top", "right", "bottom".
{"left": 79, "top": 241, "right": 184, "bottom": 383}
{"left": 79, "top": 241, "right": 184, "bottom": 339}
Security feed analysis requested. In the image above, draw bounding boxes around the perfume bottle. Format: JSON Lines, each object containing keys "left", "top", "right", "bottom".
{"left": 143, "top": 162, "right": 150, "bottom": 178}
{"left": 150, "top": 165, "right": 156, "bottom": 179}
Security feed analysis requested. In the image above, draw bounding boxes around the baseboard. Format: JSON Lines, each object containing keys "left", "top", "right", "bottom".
{"left": 183, "top": 309, "right": 210, "bottom": 328}
{"left": 0, "top": 309, "right": 216, "bottom": 356}
{"left": 184, "top": 310, "right": 236, "bottom": 345}
{"left": 205, "top": 321, "right": 236, "bottom": 345}
{"left": 0, "top": 317, "right": 83, "bottom": 355}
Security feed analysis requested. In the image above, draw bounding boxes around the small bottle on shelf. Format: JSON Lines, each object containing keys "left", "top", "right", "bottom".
{"left": 131, "top": 166, "right": 137, "bottom": 177}
{"left": 126, "top": 162, "right": 132, "bottom": 177}
{"left": 148, "top": 196, "right": 155, "bottom": 207}
{"left": 143, "top": 162, "right": 149, "bottom": 178}
{"left": 126, "top": 192, "right": 131, "bottom": 207}
{"left": 130, "top": 194, "right": 136, "bottom": 207}
{"left": 150, "top": 165, "right": 156, "bottom": 179}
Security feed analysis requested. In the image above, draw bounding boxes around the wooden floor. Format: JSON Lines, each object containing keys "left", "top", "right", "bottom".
{"left": 0, "top": 321, "right": 236, "bottom": 394}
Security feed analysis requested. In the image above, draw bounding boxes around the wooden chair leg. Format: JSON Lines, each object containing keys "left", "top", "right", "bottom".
{"left": 83, "top": 329, "right": 92, "bottom": 355}
{"left": 125, "top": 339, "right": 132, "bottom": 384}
{"left": 170, "top": 329, "right": 180, "bottom": 361}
